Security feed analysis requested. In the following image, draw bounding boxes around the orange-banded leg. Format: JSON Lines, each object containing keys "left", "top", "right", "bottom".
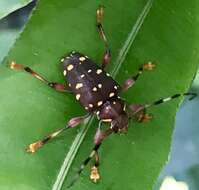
{"left": 9, "top": 61, "right": 70, "bottom": 92}
{"left": 122, "top": 62, "right": 156, "bottom": 91}
{"left": 67, "top": 127, "right": 113, "bottom": 188}
{"left": 128, "top": 93, "right": 197, "bottom": 122}
{"left": 90, "top": 151, "right": 100, "bottom": 183}
{"left": 96, "top": 5, "right": 111, "bottom": 69}
{"left": 26, "top": 114, "right": 90, "bottom": 153}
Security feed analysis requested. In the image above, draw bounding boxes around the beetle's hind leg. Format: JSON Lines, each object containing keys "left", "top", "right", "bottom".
{"left": 96, "top": 5, "right": 111, "bottom": 69}
{"left": 26, "top": 114, "right": 90, "bottom": 153}
{"left": 9, "top": 61, "right": 70, "bottom": 92}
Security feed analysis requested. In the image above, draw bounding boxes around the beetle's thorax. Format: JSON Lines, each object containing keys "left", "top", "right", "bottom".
{"left": 97, "top": 97, "right": 128, "bottom": 133}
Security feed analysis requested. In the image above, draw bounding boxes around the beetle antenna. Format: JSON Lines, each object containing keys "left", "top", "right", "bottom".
{"left": 145, "top": 92, "right": 197, "bottom": 108}
{"left": 132, "top": 92, "right": 197, "bottom": 116}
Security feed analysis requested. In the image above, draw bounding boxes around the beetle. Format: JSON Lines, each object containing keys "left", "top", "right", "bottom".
{"left": 9, "top": 5, "right": 196, "bottom": 187}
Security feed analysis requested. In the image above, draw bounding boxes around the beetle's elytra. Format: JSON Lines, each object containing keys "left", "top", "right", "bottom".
{"left": 9, "top": 5, "right": 196, "bottom": 187}
{"left": 62, "top": 51, "right": 120, "bottom": 113}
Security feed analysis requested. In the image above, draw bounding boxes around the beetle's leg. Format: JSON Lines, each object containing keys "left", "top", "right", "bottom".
{"left": 96, "top": 5, "right": 111, "bottom": 69}
{"left": 128, "top": 93, "right": 197, "bottom": 122}
{"left": 67, "top": 127, "right": 113, "bottom": 188}
{"left": 128, "top": 104, "right": 152, "bottom": 122}
{"left": 9, "top": 61, "right": 70, "bottom": 92}
{"left": 122, "top": 62, "right": 156, "bottom": 91}
{"left": 90, "top": 151, "right": 100, "bottom": 183}
{"left": 26, "top": 114, "right": 90, "bottom": 153}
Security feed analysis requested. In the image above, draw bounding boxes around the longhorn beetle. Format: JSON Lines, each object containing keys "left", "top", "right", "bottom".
{"left": 10, "top": 5, "right": 196, "bottom": 188}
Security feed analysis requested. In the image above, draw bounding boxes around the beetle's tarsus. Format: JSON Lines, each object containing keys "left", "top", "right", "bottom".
{"left": 9, "top": 61, "right": 24, "bottom": 70}
{"left": 26, "top": 141, "right": 43, "bottom": 153}
{"left": 143, "top": 61, "right": 156, "bottom": 70}
{"left": 90, "top": 166, "right": 100, "bottom": 183}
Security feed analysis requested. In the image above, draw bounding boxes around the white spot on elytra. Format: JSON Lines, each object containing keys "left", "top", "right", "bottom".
{"left": 109, "top": 92, "right": 115, "bottom": 98}
{"left": 89, "top": 104, "right": 93, "bottom": 108}
{"left": 63, "top": 70, "right": 67, "bottom": 76}
{"left": 92, "top": 87, "right": 97, "bottom": 91}
{"left": 114, "top": 85, "right": 117, "bottom": 89}
{"left": 113, "top": 101, "right": 116, "bottom": 105}
{"left": 123, "top": 104, "right": 126, "bottom": 111}
{"left": 67, "top": 64, "right": 74, "bottom": 71}
{"left": 96, "top": 111, "right": 100, "bottom": 115}
{"left": 80, "top": 74, "right": 85, "bottom": 78}
{"left": 68, "top": 83, "right": 71, "bottom": 87}
{"left": 96, "top": 69, "right": 102, "bottom": 74}
{"left": 75, "top": 83, "right": 83, "bottom": 89}
{"left": 88, "top": 69, "right": 92, "bottom": 73}
{"left": 97, "top": 101, "right": 103, "bottom": 106}
{"left": 79, "top": 57, "right": 86, "bottom": 61}
{"left": 98, "top": 84, "right": 102, "bottom": 88}
{"left": 76, "top": 94, "right": 81, "bottom": 100}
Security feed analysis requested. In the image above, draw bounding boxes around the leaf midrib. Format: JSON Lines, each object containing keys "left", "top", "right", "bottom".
{"left": 52, "top": 1, "right": 154, "bottom": 189}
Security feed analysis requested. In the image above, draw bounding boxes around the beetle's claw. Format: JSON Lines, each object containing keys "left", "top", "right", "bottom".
{"left": 138, "top": 113, "right": 153, "bottom": 123}
{"left": 26, "top": 141, "right": 43, "bottom": 153}
{"left": 9, "top": 61, "right": 24, "bottom": 70}
{"left": 143, "top": 62, "right": 156, "bottom": 70}
{"left": 90, "top": 166, "right": 100, "bottom": 183}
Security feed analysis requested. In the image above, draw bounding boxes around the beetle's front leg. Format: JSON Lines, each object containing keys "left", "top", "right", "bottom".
{"left": 26, "top": 114, "right": 90, "bottom": 153}
{"left": 9, "top": 61, "right": 70, "bottom": 92}
{"left": 122, "top": 62, "right": 156, "bottom": 91}
{"left": 96, "top": 5, "right": 111, "bottom": 70}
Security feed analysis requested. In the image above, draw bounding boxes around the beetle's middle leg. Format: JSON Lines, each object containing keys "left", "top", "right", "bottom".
{"left": 26, "top": 114, "right": 90, "bottom": 153}
{"left": 96, "top": 5, "right": 111, "bottom": 70}
{"left": 122, "top": 62, "right": 156, "bottom": 92}
{"left": 9, "top": 61, "right": 70, "bottom": 92}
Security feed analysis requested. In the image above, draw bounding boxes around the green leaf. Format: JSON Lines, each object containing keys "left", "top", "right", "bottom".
{"left": 0, "top": 0, "right": 33, "bottom": 20}
{"left": 0, "top": 0, "right": 198, "bottom": 190}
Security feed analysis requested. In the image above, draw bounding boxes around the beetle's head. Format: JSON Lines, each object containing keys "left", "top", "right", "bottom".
{"left": 97, "top": 97, "right": 128, "bottom": 133}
